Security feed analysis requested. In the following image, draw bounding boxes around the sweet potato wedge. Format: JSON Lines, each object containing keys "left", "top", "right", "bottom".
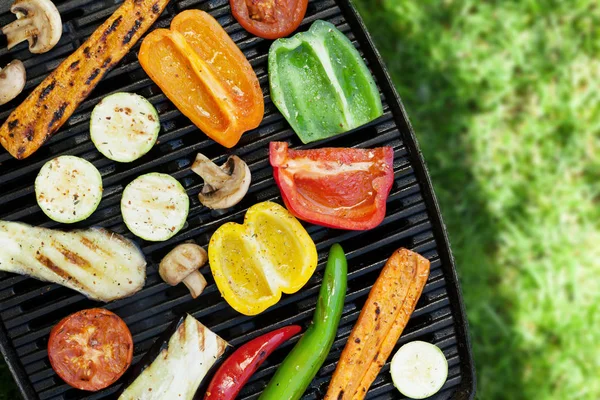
{"left": 0, "top": 0, "right": 170, "bottom": 160}
{"left": 325, "top": 248, "right": 430, "bottom": 400}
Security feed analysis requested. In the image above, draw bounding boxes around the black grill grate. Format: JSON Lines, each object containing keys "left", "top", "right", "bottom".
{"left": 0, "top": 0, "right": 475, "bottom": 399}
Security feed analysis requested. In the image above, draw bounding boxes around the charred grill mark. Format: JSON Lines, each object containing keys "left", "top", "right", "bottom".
{"left": 86, "top": 68, "right": 101, "bottom": 85}
{"left": 48, "top": 102, "right": 69, "bottom": 128}
{"left": 83, "top": 46, "right": 91, "bottom": 58}
{"left": 123, "top": 19, "right": 143, "bottom": 45}
{"left": 80, "top": 236, "right": 100, "bottom": 252}
{"left": 176, "top": 322, "right": 187, "bottom": 343}
{"left": 24, "top": 127, "right": 34, "bottom": 142}
{"left": 199, "top": 325, "right": 206, "bottom": 351}
{"left": 36, "top": 253, "right": 83, "bottom": 287}
{"left": 69, "top": 60, "right": 80, "bottom": 70}
{"left": 101, "top": 57, "right": 113, "bottom": 69}
{"left": 17, "top": 146, "right": 26, "bottom": 158}
{"left": 81, "top": 232, "right": 115, "bottom": 258}
{"left": 58, "top": 246, "right": 92, "bottom": 270}
{"left": 152, "top": 2, "right": 160, "bottom": 13}
{"left": 102, "top": 15, "right": 123, "bottom": 41}
{"left": 8, "top": 120, "right": 18, "bottom": 130}
{"left": 337, "top": 391, "right": 344, "bottom": 400}
{"left": 39, "top": 81, "right": 56, "bottom": 101}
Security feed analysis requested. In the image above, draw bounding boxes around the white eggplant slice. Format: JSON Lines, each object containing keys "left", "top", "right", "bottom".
{"left": 91, "top": 92, "right": 160, "bottom": 163}
{"left": 35, "top": 155, "right": 103, "bottom": 224}
{"left": 0, "top": 221, "right": 146, "bottom": 302}
{"left": 121, "top": 173, "right": 189, "bottom": 242}
{"left": 119, "top": 315, "right": 228, "bottom": 400}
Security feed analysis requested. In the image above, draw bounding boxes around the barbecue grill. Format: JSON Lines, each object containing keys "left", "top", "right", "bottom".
{"left": 0, "top": 0, "right": 476, "bottom": 398}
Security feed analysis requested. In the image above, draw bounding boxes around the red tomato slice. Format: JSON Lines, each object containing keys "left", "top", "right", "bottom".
{"left": 230, "top": 0, "right": 308, "bottom": 39}
{"left": 48, "top": 308, "right": 133, "bottom": 391}
{"left": 270, "top": 142, "right": 395, "bottom": 230}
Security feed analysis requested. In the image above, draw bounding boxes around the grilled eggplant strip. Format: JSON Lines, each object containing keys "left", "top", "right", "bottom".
{"left": 0, "top": 0, "right": 170, "bottom": 160}
{"left": 0, "top": 221, "right": 146, "bottom": 302}
{"left": 119, "top": 315, "right": 228, "bottom": 400}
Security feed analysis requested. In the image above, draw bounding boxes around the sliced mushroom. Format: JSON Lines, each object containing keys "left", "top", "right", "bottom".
{"left": 2, "top": 0, "right": 62, "bottom": 54}
{"left": 0, "top": 60, "right": 26, "bottom": 106}
{"left": 159, "top": 243, "right": 208, "bottom": 299}
{"left": 191, "top": 153, "right": 251, "bottom": 210}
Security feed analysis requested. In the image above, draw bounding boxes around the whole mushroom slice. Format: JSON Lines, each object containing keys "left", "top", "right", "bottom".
{"left": 0, "top": 60, "right": 26, "bottom": 106}
{"left": 191, "top": 153, "right": 251, "bottom": 210}
{"left": 2, "top": 0, "right": 62, "bottom": 54}
{"left": 159, "top": 243, "right": 208, "bottom": 299}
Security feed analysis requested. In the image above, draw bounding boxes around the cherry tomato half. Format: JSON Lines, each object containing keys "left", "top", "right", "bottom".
{"left": 231, "top": 0, "right": 308, "bottom": 39}
{"left": 48, "top": 308, "right": 133, "bottom": 391}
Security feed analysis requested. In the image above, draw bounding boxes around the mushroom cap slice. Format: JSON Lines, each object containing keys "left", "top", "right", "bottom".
{"left": 0, "top": 60, "right": 26, "bottom": 106}
{"left": 159, "top": 243, "right": 208, "bottom": 286}
{"left": 192, "top": 154, "right": 251, "bottom": 210}
{"left": 2, "top": 0, "right": 62, "bottom": 54}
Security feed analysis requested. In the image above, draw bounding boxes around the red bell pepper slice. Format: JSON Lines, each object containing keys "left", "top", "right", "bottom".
{"left": 204, "top": 325, "right": 301, "bottom": 399}
{"left": 270, "top": 142, "right": 395, "bottom": 231}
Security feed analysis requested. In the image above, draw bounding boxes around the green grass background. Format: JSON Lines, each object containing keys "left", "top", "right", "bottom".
{"left": 1, "top": 0, "right": 599, "bottom": 398}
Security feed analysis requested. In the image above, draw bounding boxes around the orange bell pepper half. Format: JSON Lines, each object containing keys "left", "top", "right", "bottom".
{"left": 138, "top": 10, "right": 264, "bottom": 148}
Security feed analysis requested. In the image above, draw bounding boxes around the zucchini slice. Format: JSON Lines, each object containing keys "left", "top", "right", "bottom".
{"left": 90, "top": 92, "right": 160, "bottom": 162}
{"left": 390, "top": 341, "right": 448, "bottom": 399}
{"left": 121, "top": 173, "right": 189, "bottom": 241}
{"left": 35, "top": 156, "right": 103, "bottom": 224}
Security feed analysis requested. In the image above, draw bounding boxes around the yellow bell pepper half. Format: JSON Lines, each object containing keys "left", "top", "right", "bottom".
{"left": 208, "top": 201, "right": 318, "bottom": 315}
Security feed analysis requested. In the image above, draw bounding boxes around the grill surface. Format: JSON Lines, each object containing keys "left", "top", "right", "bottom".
{"left": 0, "top": 0, "right": 475, "bottom": 399}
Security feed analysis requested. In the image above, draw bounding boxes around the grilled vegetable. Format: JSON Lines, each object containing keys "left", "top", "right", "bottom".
{"left": 0, "top": 60, "right": 26, "bottom": 106}
{"left": 159, "top": 243, "right": 208, "bottom": 299}
{"left": 208, "top": 201, "right": 318, "bottom": 316}
{"left": 205, "top": 325, "right": 302, "bottom": 400}
{"left": 0, "top": 0, "right": 170, "bottom": 160}
{"left": 119, "top": 315, "right": 228, "bottom": 400}
{"left": 35, "top": 155, "right": 103, "bottom": 223}
{"left": 324, "top": 248, "right": 431, "bottom": 400}
{"left": 138, "top": 10, "right": 264, "bottom": 148}
{"left": 48, "top": 309, "right": 133, "bottom": 391}
{"left": 270, "top": 142, "right": 395, "bottom": 230}
{"left": 2, "top": 0, "right": 62, "bottom": 54}
{"left": 231, "top": 0, "right": 308, "bottom": 39}
{"left": 390, "top": 341, "right": 448, "bottom": 399}
{"left": 259, "top": 244, "right": 347, "bottom": 400}
{"left": 191, "top": 153, "right": 251, "bottom": 210}
{"left": 121, "top": 173, "right": 189, "bottom": 242}
{"left": 90, "top": 92, "right": 160, "bottom": 162}
{"left": 269, "top": 20, "right": 383, "bottom": 144}
{"left": 0, "top": 221, "right": 146, "bottom": 302}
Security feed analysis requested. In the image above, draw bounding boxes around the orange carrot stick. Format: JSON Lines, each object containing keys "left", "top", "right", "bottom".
{"left": 325, "top": 248, "right": 430, "bottom": 400}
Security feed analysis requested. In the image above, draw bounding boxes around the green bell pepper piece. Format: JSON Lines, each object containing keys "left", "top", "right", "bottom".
{"left": 268, "top": 20, "right": 383, "bottom": 144}
{"left": 258, "top": 243, "right": 348, "bottom": 400}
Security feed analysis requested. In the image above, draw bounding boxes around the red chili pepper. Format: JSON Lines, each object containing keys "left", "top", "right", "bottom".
{"left": 204, "top": 325, "right": 302, "bottom": 399}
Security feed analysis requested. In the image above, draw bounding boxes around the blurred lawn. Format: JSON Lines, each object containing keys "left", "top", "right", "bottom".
{"left": 2, "top": 0, "right": 599, "bottom": 399}
{"left": 353, "top": 0, "right": 600, "bottom": 399}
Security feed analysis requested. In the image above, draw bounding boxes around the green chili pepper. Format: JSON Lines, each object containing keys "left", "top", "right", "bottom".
{"left": 268, "top": 20, "right": 383, "bottom": 144}
{"left": 259, "top": 243, "right": 348, "bottom": 400}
